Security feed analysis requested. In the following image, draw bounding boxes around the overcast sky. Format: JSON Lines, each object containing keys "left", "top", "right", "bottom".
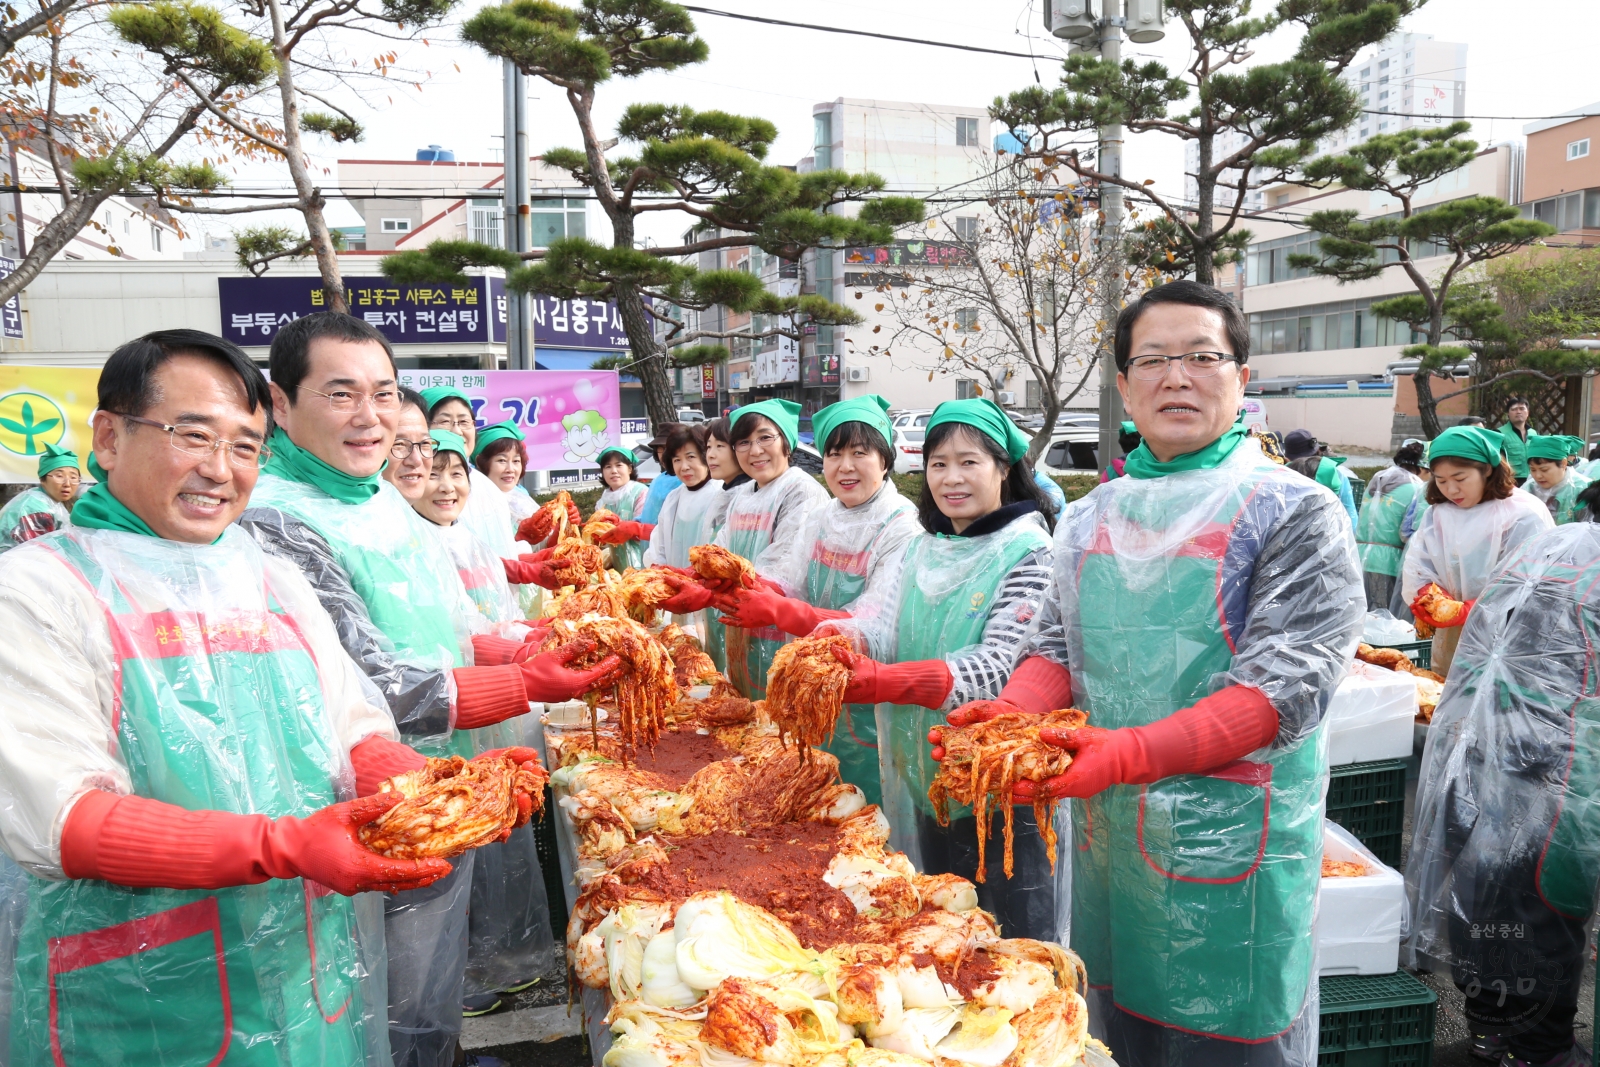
{"left": 214, "top": 0, "right": 1599, "bottom": 247}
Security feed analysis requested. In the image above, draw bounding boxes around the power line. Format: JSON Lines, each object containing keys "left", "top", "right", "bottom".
{"left": 680, "top": 5, "right": 1041, "bottom": 59}
{"left": 1359, "top": 108, "right": 1597, "bottom": 122}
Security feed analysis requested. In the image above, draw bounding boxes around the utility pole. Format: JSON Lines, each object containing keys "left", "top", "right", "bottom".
{"left": 502, "top": 58, "right": 534, "bottom": 370}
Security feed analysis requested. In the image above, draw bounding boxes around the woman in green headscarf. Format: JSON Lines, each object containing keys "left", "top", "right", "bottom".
{"left": 421, "top": 387, "right": 523, "bottom": 571}
{"left": 590, "top": 444, "right": 652, "bottom": 571}
{"left": 473, "top": 420, "right": 537, "bottom": 526}
{"left": 1523, "top": 435, "right": 1591, "bottom": 525}
{"left": 715, "top": 395, "right": 920, "bottom": 805}
{"left": 1403, "top": 425, "right": 1553, "bottom": 675}
{"left": 819, "top": 397, "right": 1063, "bottom": 936}
{"left": 0, "top": 443, "right": 79, "bottom": 551}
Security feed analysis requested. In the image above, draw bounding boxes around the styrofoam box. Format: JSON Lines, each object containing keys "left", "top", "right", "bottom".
{"left": 1326, "top": 660, "right": 1418, "bottom": 766}
{"left": 1316, "top": 819, "right": 1404, "bottom": 976}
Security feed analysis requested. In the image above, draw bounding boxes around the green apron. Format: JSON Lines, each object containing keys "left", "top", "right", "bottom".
{"left": 1527, "top": 471, "right": 1592, "bottom": 526}
{"left": 806, "top": 546, "right": 880, "bottom": 806}
{"left": 600, "top": 481, "right": 649, "bottom": 572}
{"left": 722, "top": 511, "right": 785, "bottom": 700}
{"left": 251, "top": 475, "right": 472, "bottom": 757}
{"left": 1070, "top": 473, "right": 1324, "bottom": 1042}
{"left": 0, "top": 487, "right": 68, "bottom": 552}
{"left": 11, "top": 528, "right": 379, "bottom": 1067}
{"left": 1356, "top": 480, "right": 1418, "bottom": 578}
{"left": 874, "top": 517, "right": 1052, "bottom": 857}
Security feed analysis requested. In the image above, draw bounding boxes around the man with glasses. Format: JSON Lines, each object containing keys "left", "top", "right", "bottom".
{"left": 939, "top": 281, "right": 1363, "bottom": 1066}
{"left": 239, "top": 312, "right": 616, "bottom": 1067}
{"left": 0, "top": 329, "right": 471, "bottom": 1064}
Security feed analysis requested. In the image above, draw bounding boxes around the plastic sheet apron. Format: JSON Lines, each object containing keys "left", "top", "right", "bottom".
{"left": 806, "top": 545, "right": 881, "bottom": 807}
{"left": 0, "top": 488, "right": 67, "bottom": 552}
{"left": 876, "top": 522, "right": 1058, "bottom": 940}
{"left": 600, "top": 481, "right": 649, "bottom": 572}
{"left": 1071, "top": 477, "right": 1324, "bottom": 1046}
{"left": 1356, "top": 480, "right": 1417, "bottom": 579}
{"left": 10, "top": 529, "right": 384, "bottom": 1067}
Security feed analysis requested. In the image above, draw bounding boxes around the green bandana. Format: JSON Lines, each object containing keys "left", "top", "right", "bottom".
{"left": 419, "top": 385, "right": 472, "bottom": 416}
{"left": 812, "top": 395, "right": 894, "bottom": 453}
{"left": 1527, "top": 434, "right": 1584, "bottom": 462}
{"left": 926, "top": 398, "right": 1031, "bottom": 462}
{"left": 729, "top": 398, "right": 802, "bottom": 450}
{"left": 1120, "top": 420, "right": 1137, "bottom": 435}
{"left": 1426, "top": 425, "right": 1505, "bottom": 468}
{"left": 430, "top": 428, "right": 468, "bottom": 463}
{"left": 1123, "top": 424, "right": 1250, "bottom": 479}
{"left": 69, "top": 453, "right": 161, "bottom": 538}
{"left": 263, "top": 427, "right": 384, "bottom": 504}
{"left": 471, "top": 420, "right": 525, "bottom": 461}
{"left": 596, "top": 445, "right": 636, "bottom": 468}
{"left": 37, "top": 443, "right": 78, "bottom": 478}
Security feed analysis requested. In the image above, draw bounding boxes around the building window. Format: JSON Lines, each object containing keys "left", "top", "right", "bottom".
{"left": 1378, "top": 91, "right": 1388, "bottom": 101}
{"left": 150, "top": 224, "right": 162, "bottom": 252}
{"left": 1569, "top": 139, "right": 1591, "bottom": 161}
{"left": 381, "top": 218, "right": 411, "bottom": 233}
{"left": 953, "top": 216, "right": 979, "bottom": 241}
{"left": 469, "top": 198, "right": 503, "bottom": 247}
{"left": 954, "top": 308, "right": 979, "bottom": 331}
{"left": 529, "top": 198, "right": 586, "bottom": 248}
{"left": 955, "top": 379, "right": 980, "bottom": 399}
{"left": 956, "top": 116, "right": 979, "bottom": 147}
{"left": 1379, "top": 58, "right": 1389, "bottom": 69}
{"left": 813, "top": 111, "right": 833, "bottom": 170}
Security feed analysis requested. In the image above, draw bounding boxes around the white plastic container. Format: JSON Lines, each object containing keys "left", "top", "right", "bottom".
{"left": 1325, "top": 660, "right": 1418, "bottom": 765}
{"left": 1316, "top": 820, "right": 1404, "bottom": 976}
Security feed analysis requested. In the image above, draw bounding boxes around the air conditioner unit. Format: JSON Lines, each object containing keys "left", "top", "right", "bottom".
{"left": 846, "top": 366, "right": 870, "bottom": 383}
{"left": 998, "top": 391, "right": 1017, "bottom": 405}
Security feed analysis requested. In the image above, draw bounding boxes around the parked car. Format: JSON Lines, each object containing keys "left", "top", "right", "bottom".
{"left": 675, "top": 407, "right": 707, "bottom": 423}
{"left": 893, "top": 427, "right": 924, "bottom": 474}
{"left": 791, "top": 441, "right": 825, "bottom": 475}
{"left": 890, "top": 409, "right": 933, "bottom": 431}
{"left": 1035, "top": 427, "right": 1101, "bottom": 475}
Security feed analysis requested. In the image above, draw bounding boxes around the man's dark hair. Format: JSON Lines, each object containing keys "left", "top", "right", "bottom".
{"left": 269, "top": 312, "right": 396, "bottom": 402}
{"left": 822, "top": 418, "right": 895, "bottom": 473}
{"left": 1506, "top": 396, "right": 1529, "bottom": 410}
{"left": 1457, "top": 416, "right": 1487, "bottom": 427}
{"left": 1113, "top": 280, "right": 1249, "bottom": 374}
{"left": 99, "top": 329, "right": 270, "bottom": 418}
{"left": 398, "top": 385, "right": 426, "bottom": 415}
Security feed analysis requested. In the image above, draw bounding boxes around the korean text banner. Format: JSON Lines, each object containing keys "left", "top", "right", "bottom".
{"left": 487, "top": 277, "right": 630, "bottom": 349}
{"left": 397, "top": 369, "right": 622, "bottom": 473}
{"left": 0, "top": 367, "right": 98, "bottom": 483}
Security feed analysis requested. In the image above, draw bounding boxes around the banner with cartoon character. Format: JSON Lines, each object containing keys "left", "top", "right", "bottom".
{"left": 397, "top": 369, "right": 622, "bottom": 474}
{"left": 0, "top": 367, "right": 98, "bottom": 483}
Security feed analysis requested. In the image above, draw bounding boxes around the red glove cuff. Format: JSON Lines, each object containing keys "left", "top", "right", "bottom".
{"left": 350, "top": 734, "right": 427, "bottom": 797}
{"left": 61, "top": 789, "right": 277, "bottom": 889}
{"left": 1122, "top": 685, "right": 1279, "bottom": 784}
{"left": 471, "top": 633, "right": 526, "bottom": 666}
{"left": 999, "top": 656, "right": 1075, "bottom": 716}
{"left": 769, "top": 596, "right": 848, "bottom": 637}
{"left": 453, "top": 664, "right": 531, "bottom": 729}
{"left": 874, "top": 659, "right": 954, "bottom": 710}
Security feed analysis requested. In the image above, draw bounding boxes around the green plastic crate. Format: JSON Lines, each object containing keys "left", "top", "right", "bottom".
{"left": 1319, "top": 971, "right": 1437, "bottom": 1067}
{"left": 1327, "top": 760, "right": 1408, "bottom": 867}
{"left": 1349, "top": 478, "right": 1367, "bottom": 509}
{"left": 1369, "top": 639, "right": 1433, "bottom": 671}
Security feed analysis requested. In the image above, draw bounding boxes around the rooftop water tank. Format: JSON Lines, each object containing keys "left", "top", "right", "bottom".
{"left": 416, "top": 145, "right": 455, "bottom": 162}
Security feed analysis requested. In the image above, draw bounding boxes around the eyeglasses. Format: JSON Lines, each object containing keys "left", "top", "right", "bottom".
{"left": 734, "top": 433, "right": 782, "bottom": 453}
{"left": 431, "top": 415, "right": 476, "bottom": 433}
{"left": 298, "top": 386, "right": 401, "bottom": 412}
{"left": 391, "top": 438, "right": 437, "bottom": 460}
{"left": 1126, "top": 351, "right": 1238, "bottom": 380}
{"left": 108, "top": 413, "right": 271, "bottom": 469}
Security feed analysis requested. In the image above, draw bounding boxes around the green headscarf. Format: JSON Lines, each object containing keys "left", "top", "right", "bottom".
{"left": 1122, "top": 423, "right": 1250, "bottom": 479}
{"left": 419, "top": 385, "right": 472, "bottom": 415}
{"left": 1526, "top": 434, "right": 1585, "bottom": 462}
{"left": 812, "top": 395, "right": 893, "bottom": 453}
{"left": 37, "top": 443, "right": 78, "bottom": 478}
{"left": 926, "top": 398, "right": 1030, "bottom": 462}
{"left": 729, "top": 398, "right": 802, "bottom": 449}
{"left": 1120, "top": 420, "right": 1137, "bottom": 435}
{"left": 471, "top": 420, "right": 525, "bottom": 461}
{"left": 430, "top": 428, "right": 469, "bottom": 463}
{"left": 262, "top": 427, "right": 384, "bottom": 505}
{"left": 70, "top": 453, "right": 161, "bottom": 538}
{"left": 596, "top": 445, "right": 636, "bottom": 468}
{"left": 1426, "top": 425, "right": 1506, "bottom": 468}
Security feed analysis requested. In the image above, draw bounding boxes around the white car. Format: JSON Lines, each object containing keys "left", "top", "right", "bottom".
{"left": 675, "top": 408, "right": 707, "bottom": 424}
{"left": 890, "top": 409, "right": 933, "bottom": 431}
{"left": 893, "top": 427, "right": 924, "bottom": 473}
{"left": 1034, "top": 428, "right": 1101, "bottom": 475}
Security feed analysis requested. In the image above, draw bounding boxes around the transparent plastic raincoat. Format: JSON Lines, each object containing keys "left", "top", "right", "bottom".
{"left": 1404, "top": 522, "right": 1600, "bottom": 1052}
{"left": 599, "top": 480, "right": 650, "bottom": 572}
{"left": 767, "top": 482, "right": 919, "bottom": 807}
{"left": 1026, "top": 437, "right": 1364, "bottom": 1064}
{"left": 1354, "top": 465, "right": 1422, "bottom": 609}
{"left": 0, "top": 526, "right": 395, "bottom": 1067}
{"left": 714, "top": 465, "right": 829, "bottom": 697}
{"left": 462, "top": 467, "right": 535, "bottom": 617}
{"left": 1523, "top": 469, "right": 1592, "bottom": 526}
{"left": 1401, "top": 489, "right": 1553, "bottom": 677}
{"left": 643, "top": 479, "right": 730, "bottom": 657}
{"left": 0, "top": 488, "right": 67, "bottom": 552}
{"left": 837, "top": 505, "right": 1060, "bottom": 940}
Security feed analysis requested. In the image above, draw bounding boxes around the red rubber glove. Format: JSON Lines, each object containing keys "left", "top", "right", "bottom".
{"left": 658, "top": 572, "right": 717, "bottom": 614}
{"left": 350, "top": 734, "right": 427, "bottom": 797}
{"left": 61, "top": 788, "right": 452, "bottom": 895}
{"left": 453, "top": 664, "right": 532, "bottom": 729}
{"left": 472, "top": 633, "right": 526, "bottom": 666}
{"left": 831, "top": 646, "right": 953, "bottom": 709}
{"left": 478, "top": 746, "right": 545, "bottom": 827}
{"left": 716, "top": 588, "right": 849, "bottom": 636}
{"left": 1010, "top": 685, "right": 1280, "bottom": 801}
{"left": 1411, "top": 583, "right": 1473, "bottom": 628}
{"left": 502, "top": 556, "right": 563, "bottom": 589}
{"left": 519, "top": 644, "right": 623, "bottom": 703}
{"left": 931, "top": 657, "right": 1077, "bottom": 759}
{"left": 595, "top": 521, "right": 654, "bottom": 545}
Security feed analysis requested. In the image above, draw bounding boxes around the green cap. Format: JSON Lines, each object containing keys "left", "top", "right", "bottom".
{"left": 419, "top": 385, "right": 472, "bottom": 415}
{"left": 429, "top": 428, "right": 469, "bottom": 462}
{"left": 729, "top": 398, "right": 802, "bottom": 449}
{"left": 1527, "top": 434, "right": 1585, "bottom": 462}
{"left": 812, "top": 395, "right": 893, "bottom": 453}
{"left": 37, "top": 443, "right": 78, "bottom": 478}
{"left": 471, "top": 420, "right": 525, "bottom": 461}
{"left": 596, "top": 445, "right": 636, "bottom": 468}
{"left": 927, "top": 397, "right": 1031, "bottom": 463}
{"left": 1427, "top": 425, "right": 1506, "bottom": 467}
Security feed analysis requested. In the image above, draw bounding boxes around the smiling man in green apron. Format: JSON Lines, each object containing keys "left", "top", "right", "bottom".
{"left": 939, "top": 281, "right": 1364, "bottom": 1066}
{"left": 237, "top": 312, "right": 617, "bottom": 1067}
{"left": 0, "top": 330, "right": 478, "bottom": 1066}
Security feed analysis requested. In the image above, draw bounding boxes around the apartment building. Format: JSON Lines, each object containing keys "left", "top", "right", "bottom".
{"left": 1519, "top": 101, "right": 1600, "bottom": 245}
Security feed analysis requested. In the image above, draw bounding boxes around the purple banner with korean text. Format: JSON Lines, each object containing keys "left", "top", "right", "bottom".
{"left": 219, "top": 276, "right": 490, "bottom": 345}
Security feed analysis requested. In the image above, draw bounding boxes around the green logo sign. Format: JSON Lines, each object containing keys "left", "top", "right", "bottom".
{"left": 0, "top": 392, "right": 66, "bottom": 456}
